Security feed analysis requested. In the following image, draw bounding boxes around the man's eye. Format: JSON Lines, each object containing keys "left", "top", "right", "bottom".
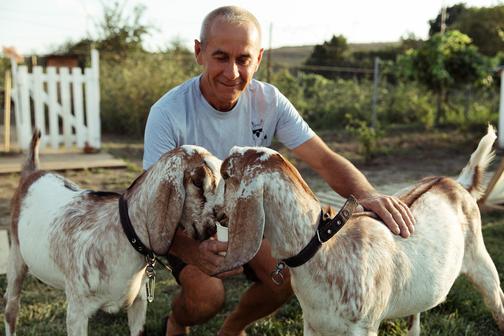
{"left": 237, "top": 58, "right": 251, "bottom": 66}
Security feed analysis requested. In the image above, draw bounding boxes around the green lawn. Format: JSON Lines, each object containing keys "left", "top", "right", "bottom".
{"left": 1, "top": 211, "right": 503, "bottom": 335}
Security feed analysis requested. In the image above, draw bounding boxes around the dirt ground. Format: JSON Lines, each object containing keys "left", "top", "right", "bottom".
{"left": 287, "top": 128, "right": 495, "bottom": 190}
{"left": 0, "top": 127, "right": 497, "bottom": 230}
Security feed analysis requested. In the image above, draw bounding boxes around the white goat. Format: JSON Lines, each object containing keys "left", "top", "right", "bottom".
{"left": 214, "top": 126, "right": 504, "bottom": 335}
{"left": 4, "top": 130, "right": 221, "bottom": 336}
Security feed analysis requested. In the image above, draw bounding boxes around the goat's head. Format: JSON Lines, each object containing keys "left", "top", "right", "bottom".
{"left": 212, "top": 146, "right": 320, "bottom": 275}
{"left": 211, "top": 147, "right": 283, "bottom": 274}
{"left": 125, "top": 145, "right": 221, "bottom": 254}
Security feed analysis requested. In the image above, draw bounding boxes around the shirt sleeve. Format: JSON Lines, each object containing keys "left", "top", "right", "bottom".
{"left": 142, "top": 104, "right": 178, "bottom": 170}
{"left": 274, "top": 90, "right": 315, "bottom": 149}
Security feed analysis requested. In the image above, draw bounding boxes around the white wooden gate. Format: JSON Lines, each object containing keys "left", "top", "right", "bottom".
{"left": 10, "top": 50, "right": 101, "bottom": 150}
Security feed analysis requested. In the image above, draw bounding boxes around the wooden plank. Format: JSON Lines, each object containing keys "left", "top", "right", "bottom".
{"left": 47, "top": 67, "right": 59, "bottom": 149}
{"left": 60, "top": 68, "right": 72, "bottom": 148}
{"left": 17, "top": 66, "right": 31, "bottom": 149}
{"left": 72, "top": 67, "right": 85, "bottom": 148}
{"left": 90, "top": 50, "right": 101, "bottom": 148}
{"left": 481, "top": 158, "right": 504, "bottom": 205}
{"left": 84, "top": 68, "right": 95, "bottom": 147}
{"left": 85, "top": 65, "right": 100, "bottom": 149}
{"left": 32, "top": 66, "right": 46, "bottom": 149}
{"left": 0, "top": 153, "right": 127, "bottom": 174}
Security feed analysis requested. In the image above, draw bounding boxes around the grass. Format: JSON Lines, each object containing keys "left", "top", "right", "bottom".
{"left": 1, "top": 212, "right": 503, "bottom": 335}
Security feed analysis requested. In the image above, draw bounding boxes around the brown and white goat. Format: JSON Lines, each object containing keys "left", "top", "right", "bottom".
{"left": 4, "top": 130, "right": 221, "bottom": 336}
{"left": 213, "top": 126, "right": 504, "bottom": 335}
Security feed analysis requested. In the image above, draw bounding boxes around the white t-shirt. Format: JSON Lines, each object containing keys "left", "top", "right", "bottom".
{"left": 143, "top": 76, "right": 315, "bottom": 169}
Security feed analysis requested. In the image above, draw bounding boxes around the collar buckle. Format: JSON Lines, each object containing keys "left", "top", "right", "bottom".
{"left": 271, "top": 261, "right": 286, "bottom": 286}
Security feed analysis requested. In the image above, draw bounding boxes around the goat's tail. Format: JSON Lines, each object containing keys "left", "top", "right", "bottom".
{"left": 21, "top": 128, "right": 42, "bottom": 179}
{"left": 456, "top": 124, "right": 497, "bottom": 200}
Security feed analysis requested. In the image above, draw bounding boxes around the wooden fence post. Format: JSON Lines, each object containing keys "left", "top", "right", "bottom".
{"left": 17, "top": 66, "right": 31, "bottom": 150}
{"left": 32, "top": 66, "right": 46, "bottom": 148}
{"left": 72, "top": 67, "right": 85, "bottom": 148}
{"left": 47, "top": 67, "right": 59, "bottom": 149}
{"left": 3, "top": 70, "right": 11, "bottom": 152}
{"left": 90, "top": 49, "right": 101, "bottom": 148}
{"left": 59, "top": 67, "right": 72, "bottom": 148}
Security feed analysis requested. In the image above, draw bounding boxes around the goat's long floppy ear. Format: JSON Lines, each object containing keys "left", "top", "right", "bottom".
{"left": 211, "top": 186, "right": 265, "bottom": 275}
{"left": 148, "top": 179, "right": 185, "bottom": 255}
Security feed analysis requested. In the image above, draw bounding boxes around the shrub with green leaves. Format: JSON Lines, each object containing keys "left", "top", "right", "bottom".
{"left": 345, "top": 114, "right": 384, "bottom": 162}
{"left": 100, "top": 50, "right": 199, "bottom": 137}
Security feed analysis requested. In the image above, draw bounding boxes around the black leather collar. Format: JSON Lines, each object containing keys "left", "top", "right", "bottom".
{"left": 282, "top": 195, "right": 359, "bottom": 268}
{"left": 119, "top": 195, "right": 155, "bottom": 259}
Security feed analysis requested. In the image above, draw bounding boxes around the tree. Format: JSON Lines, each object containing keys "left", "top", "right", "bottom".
{"left": 429, "top": 4, "right": 467, "bottom": 36}
{"left": 304, "top": 35, "right": 352, "bottom": 79}
{"left": 94, "top": 2, "right": 152, "bottom": 59}
{"left": 452, "top": 6, "right": 504, "bottom": 56}
{"left": 429, "top": 4, "right": 504, "bottom": 56}
{"left": 399, "top": 30, "right": 491, "bottom": 125}
{"left": 55, "top": 1, "right": 153, "bottom": 60}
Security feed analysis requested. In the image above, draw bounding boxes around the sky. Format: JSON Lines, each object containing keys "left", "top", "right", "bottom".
{"left": 0, "top": 0, "right": 502, "bottom": 55}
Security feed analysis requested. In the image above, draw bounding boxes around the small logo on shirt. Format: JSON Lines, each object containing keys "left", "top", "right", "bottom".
{"left": 252, "top": 120, "right": 264, "bottom": 139}
{"left": 252, "top": 120, "right": 268, "bottom": 143}
{"left": 252, "top": 128, "right": 263, "bottom": 138}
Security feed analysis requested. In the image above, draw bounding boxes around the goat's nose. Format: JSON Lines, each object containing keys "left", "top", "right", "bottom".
{"left": 217, "top": 213, "right": 229, "bottom": 227}
{"left": 206, "top": 224, "right": 217, "bottom": 238}
{"left": 213, "top": 207, "right": 229, "bottom": 226}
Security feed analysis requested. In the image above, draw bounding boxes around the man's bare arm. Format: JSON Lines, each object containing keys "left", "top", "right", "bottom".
{"left": 292, "top": 136, "right": 415, "bottom": 238}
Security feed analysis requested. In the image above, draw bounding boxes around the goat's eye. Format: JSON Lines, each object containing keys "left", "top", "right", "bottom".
{"left": 192, "top": 178, "right": 204, "bottom": 189}
{"left": 222, "top": 172, "right": 230, "bottom": 180}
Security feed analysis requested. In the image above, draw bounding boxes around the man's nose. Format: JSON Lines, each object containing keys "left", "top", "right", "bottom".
{"left": 224, "top": 61, "right": 239, "bottom": 79}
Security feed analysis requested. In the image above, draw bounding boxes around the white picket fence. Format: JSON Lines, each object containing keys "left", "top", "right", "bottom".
{"left": 10, "top": 50, "right": 101, "bottom": 150}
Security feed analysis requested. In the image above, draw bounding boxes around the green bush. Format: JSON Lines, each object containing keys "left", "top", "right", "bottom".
{"left": 345, "top": 114, "right": 384, "bottom": 162}
{"left": 380, "top": 82, "right": 436, "bottom": 129}
{"left": 269, "top": 68, "right": 498, "bottom": 132}
{"left": 100, "top": 50, "right": 199, "bottom": 137}
{"left": 271, "top": 72, "right": 374, "bottom": 129}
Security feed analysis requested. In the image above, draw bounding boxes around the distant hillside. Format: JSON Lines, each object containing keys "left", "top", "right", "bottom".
{"left": 266, "top": 42, "right": 400, "bottom": 67}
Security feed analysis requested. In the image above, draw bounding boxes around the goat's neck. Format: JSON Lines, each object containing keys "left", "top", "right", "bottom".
{"left": 263, "top": 173, "right": 321, "bottom": 260}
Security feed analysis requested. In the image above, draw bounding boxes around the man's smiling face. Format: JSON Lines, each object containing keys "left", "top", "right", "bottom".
{"left": 195, "top": 18, "right": 263, "bottom": 112}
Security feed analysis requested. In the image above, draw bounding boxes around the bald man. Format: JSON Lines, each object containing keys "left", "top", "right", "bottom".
{"left": 143, "top": 6, "right": 415, "bottom": 336}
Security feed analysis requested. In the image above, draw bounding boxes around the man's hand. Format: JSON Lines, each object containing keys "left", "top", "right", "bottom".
{"left": 358, "top": 192, "right": 415, "bottom": 238}
{"left": 189, "top": 239, "right": 243, "bottom": 278}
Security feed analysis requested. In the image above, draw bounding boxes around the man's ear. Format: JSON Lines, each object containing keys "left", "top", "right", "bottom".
{"left": 255, "top": 48, "right": 264, "bottom": 72}
{"left": 195, "top": 39, "right": 204, "bottom": 65}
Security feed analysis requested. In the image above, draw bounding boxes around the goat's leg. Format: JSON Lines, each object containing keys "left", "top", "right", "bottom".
{"left": 407, "top": 313, "right": 421, "bottom": 336}
{"left": 463, "top": 238, "right": 504, "bottom": 332}
{"left": 303, "top": 320, "right": 317, "bottom": 336}
{"left": 127, "top": 289, "right": 147, "bottom": 336}
{"left": 4, "top": 242, "right": 28, "bottom": 336}
{"left": 65, "top": 294, "right": 93, "bottom": 336}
